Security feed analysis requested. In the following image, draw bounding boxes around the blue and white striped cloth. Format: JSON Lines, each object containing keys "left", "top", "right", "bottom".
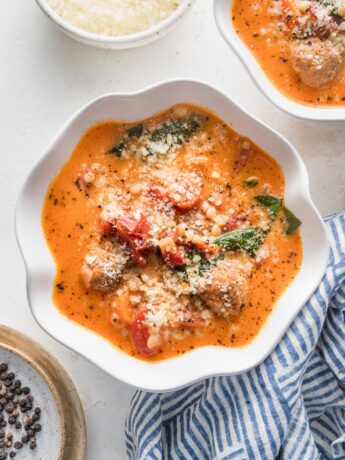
{"left": 125, "top": 212, "right": 345, "bottom": 460}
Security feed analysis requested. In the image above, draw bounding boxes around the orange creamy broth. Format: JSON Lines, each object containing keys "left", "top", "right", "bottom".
{"left": 42, "top": 104, "right": 302, "bottom": 361}
{"left": 232, "top": 0, "right": 345, "bottom": 106}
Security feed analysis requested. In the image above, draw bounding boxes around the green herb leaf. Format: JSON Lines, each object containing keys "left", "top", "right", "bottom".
{"left": 150, "top": 116, "right": 201, "bottom": 145}
{"left": 284, "top": 207, "right": 302, "bottom": 235}
{"left": 198, "top": 255, "right": 224, "bottom": 276}
{"left": 198, "top": 259, "right": 211, "bottom": 276}
{"left": 318, "top": 0, "right": 339, "bottom": 13}
{"left": 108, "top": 141, "right": 126, "bottom": 158}
{"left": 127, "top": 124, "right": 143, "bottom": 138}
{"left": 174, "top": 265, "right": 188, "bottom": 282}
{"left": 243, "top": 176, "right": 259, "bottom": 187}
{"left": 108, "top": 124, "right": 144, "bottom": 158}
{"left": 215, "top": 228, "right": 264, "bottom": 257}
{"left": 255, "top": 194, "right": 282, "bottom": 220}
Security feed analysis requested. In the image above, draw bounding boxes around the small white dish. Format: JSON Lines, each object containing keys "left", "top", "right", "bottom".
{"left": 35, "top": 0, "right": 196, "bottom": 49}
{"left": 214, "top": 0, "right": 345, "bottom": 121}
{"left": 15, "top": 79, "right": 329, "bottom": 392}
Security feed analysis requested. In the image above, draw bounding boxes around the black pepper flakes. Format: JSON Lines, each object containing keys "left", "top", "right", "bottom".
{"left": 0, "top": 363, "right": 42, "bottom": 456}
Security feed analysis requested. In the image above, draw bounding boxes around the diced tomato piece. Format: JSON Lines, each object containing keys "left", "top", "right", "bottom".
{"left": 148, "top": 187, "right": 165, "bottom": 202}
{"left": 131, "top": 307, "right": 159, "bottom": 357}
{"left": 163, "top": 250, "right": 185, "bottom": 267}
{"left": 102, "top": 220, "right": 115, "bottom": 235}
{"left": 224, "top": 215, "right": 239, "bottom": 231}
{"left": 158, "top": 237, "right": 185, "bottom": 267}
{"left": 116, "top": 211, "right": 150, "bottom": 239}
{"left": 102, "top": 210, "right": 151, "bottom": 265}
{"left": 167, "top": 173, "right": 203, "bottom": 211}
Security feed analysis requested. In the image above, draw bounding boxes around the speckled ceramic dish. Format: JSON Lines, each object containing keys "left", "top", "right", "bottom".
{"left": 0, "top": 326, "right": 86, "bottom": 460}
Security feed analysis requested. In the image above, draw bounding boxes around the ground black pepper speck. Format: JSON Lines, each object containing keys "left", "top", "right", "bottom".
{"left": 0, "top": 363, "right": 42, "bottom": 458}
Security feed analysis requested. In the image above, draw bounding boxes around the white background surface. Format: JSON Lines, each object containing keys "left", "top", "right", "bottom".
{"left": 1, "top": 1, "right": 345, "bottom": 459}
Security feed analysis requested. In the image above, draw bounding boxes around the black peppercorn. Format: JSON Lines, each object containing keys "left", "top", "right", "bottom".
{"left": 0, "top": 363, "right": 42, "bottom": 455}
{"left": 29, "top": 441, "right": 37, "bottom": 450}
{"left": 34, "top": 424, "right": 41, "bottom": 433}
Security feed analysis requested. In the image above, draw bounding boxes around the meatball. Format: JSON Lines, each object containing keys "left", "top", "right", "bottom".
{"left": 196, "top": 259, "right": 250, "bottom": 317}
{"left": 290, "top": 38, "right": 343, "bottom": 88}
{"left": 81, "top": 243, "right": 129, "bottom": 292}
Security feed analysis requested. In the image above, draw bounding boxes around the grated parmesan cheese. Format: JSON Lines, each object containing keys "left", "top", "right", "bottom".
{"left": 48, "top": 0, "right": 182, "bottom": 36}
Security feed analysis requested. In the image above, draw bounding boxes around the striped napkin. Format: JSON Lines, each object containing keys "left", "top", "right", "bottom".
{"left": 125, "top": 212, "right": 345, "bottom": 460}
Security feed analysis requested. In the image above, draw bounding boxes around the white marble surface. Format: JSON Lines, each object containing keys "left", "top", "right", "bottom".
{"left": 0, "top": 1, "right": 344, "bottom": 459}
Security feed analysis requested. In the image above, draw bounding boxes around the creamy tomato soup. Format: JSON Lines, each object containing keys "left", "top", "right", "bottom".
{"left": 42, "top": 104, "right": 302, "bottom": 361}
{"left": 233, "top": 0, "right": 345, "bottom": 106}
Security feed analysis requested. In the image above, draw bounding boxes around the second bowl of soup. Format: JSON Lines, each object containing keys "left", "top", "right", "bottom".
{"left": 215, "top": 0, "right": 345, "bottom": 120}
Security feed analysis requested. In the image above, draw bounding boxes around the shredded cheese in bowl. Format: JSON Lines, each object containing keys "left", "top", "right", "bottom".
{"left": 47, "top": 0, "right": 182, "bottom": 36}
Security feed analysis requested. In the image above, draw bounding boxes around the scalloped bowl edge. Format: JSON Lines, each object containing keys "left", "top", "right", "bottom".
{"left": 15, "top": 79, "right": 329, "bottom": 392}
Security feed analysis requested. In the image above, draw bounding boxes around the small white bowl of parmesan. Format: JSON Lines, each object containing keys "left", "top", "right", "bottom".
{"left": 35, "top": 0, "right": 196, "bottom": 49}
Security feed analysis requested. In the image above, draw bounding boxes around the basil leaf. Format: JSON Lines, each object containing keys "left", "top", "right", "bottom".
{"left": 127, "top": 124, "right": 143, "bottom": 138}
{"left": 284, "top": 207, "right": 302, "bottom": 235}
{"left": 108, "top": 124, "right": 144, "bottom": 157}
{"left": 243, "top": 176, "right": 259, "bottom": 187}
{"left": 198, "top": 255, "right": 224, "bottom": 276}
{"left": 255, "top": 194, "right": 282, "bottom": 220}
{"left": 215, "top": 228, "right": 263, "bottom": 257}
{"left": 108, "top": 141, "right": 126, "bottom": 158}
{"left": 150, "top": 117, "right": 201, "bottom": 145}
{"left": 198, "top": 259, "right": 211, "bottom": 276}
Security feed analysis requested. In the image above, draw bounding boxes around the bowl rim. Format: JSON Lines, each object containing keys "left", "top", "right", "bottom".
{"left": 35, "top": 0, "right": 195, "bottom": 45}
{"left": 15, "top": 78, "right": 329, "bottom": 392}
{"left": 213, "top": 0, "right": 345, "bottom": 121}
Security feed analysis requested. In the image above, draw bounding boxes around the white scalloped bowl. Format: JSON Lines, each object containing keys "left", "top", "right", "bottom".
{"left": 15, "top": 80, "right": 329, "bottom": 392}
{"left": 214, "top": 0, "right": 345, "bottom": 121}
